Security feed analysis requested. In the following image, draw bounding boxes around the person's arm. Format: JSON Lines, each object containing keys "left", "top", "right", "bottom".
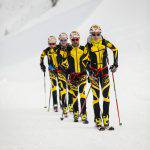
{"left": 105, "top": 39, "right": 118, "bottom": 72}
{"left": 105, "top": 39, "right": 118, "bottom": 65}
{"left": 40, "top": 50, "right": 46, "bottom": 64}
{"left": 40, "top": 48, "right": 48, "bottom": 72}
{"left": 57, "top": 49, "right": 68, "bottom": 73}
{"left": 82, "top": 45, "right": 90, "bottom": 69}
{"left": 57, "top": 50, "right": 63, "bottom": 66}
{"left": 65, "top": 46, "right": 72, "bottom": 75}
{"left": 83, "top": 44, "right": 94, "bottom": 83}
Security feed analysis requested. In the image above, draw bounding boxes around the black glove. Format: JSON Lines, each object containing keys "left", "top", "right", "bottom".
{"left": 110, "top": 63, "right": 118, "bottom": 73}
{"left": 40, "top": 63, "right": 46, "bottom": 72}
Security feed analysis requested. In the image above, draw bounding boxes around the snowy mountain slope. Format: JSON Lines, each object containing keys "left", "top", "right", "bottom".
{"left": 0, "top": 0, "right": 53, "bottom": 39}
{"left": 0, "top": 0, "right": 150, "bottom": 150}
{"left": 0, "top": 0, "right": 97, "bottom": 39}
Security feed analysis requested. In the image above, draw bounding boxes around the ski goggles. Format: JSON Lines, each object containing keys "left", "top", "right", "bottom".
{"left": 60, "top": 39, "right": 67, "bottom": 43}
{"left": 71, "top": 38, "right": 79, "bottom": 42}
{"left": 49, "top": 43, "right": 56, "bottom": 46}
{"left": 92, "top": 33, "right": 100, "bottom": 36}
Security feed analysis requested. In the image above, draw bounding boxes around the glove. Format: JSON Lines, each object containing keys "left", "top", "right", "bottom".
{"left": 48, "top": 65, "right": 55, "bottom": 71}
{"left": 40, "top": 63, "right": 46, "bottom": 72}
{"left": 110, "top": 63, "right": 118, "bottom": 73}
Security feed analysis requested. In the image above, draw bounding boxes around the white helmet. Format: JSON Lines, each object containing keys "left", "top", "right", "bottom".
{"left": 70, "top": 31, "right": 80, "bottom": 40}
{"left": 59, "top": 32, "right": 68, "bottom": 40}
{"left": 90, "top": 24, "right": 101, "bottom": 34}
{"left": 48, "top": 35, "right": 57, "bottom": 44}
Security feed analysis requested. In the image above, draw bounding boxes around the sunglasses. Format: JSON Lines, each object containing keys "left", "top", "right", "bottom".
{"left": 60, "top": 39, "right": 67, "bottom": 42}
{"left": 92, "top": 33, "right": 100, "bottom": 36}
{"left": 49, "top": 43, "right": 56, "bottom": 46}
{"left": 71, "top": 38, "right": 79, "bottom": 42}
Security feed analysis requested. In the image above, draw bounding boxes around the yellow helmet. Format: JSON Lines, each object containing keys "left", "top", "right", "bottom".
{"left": 90, "top": 24, "right": 101, "bottom": 34}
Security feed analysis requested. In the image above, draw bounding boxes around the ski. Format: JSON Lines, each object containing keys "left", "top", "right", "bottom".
{"left": 60, "top": 113, "right": 68, "bottom": 121}
{"left": 64, "top": 114, "right": 68, "bottom": 118}
{"left": 96, "top": 126, "right": 115, "bottom": 131}
{"left": 54, "top": 108, "right": 58, "bottom": 112}
{"left": 82, "top": 120, "right": 89, "bottom": 124}
{"left": 104, "top": 126, "right": 115, "bottom": 131}
{"left": 53, "top": 106, "right": 58, "bottom": 112}
{"left": 98, "top": 126, "right": 105, "bottom": 131}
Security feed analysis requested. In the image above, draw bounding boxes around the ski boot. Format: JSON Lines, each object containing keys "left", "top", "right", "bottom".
{"left": 68, "top": 104, "right": 73, "bottom": 112}
{"left": 103, "top": 115, "right": 109, "bottom": 127}
{"left": 81, "top": 114, "right": 89, "bottom": 124}
{"left": 53, "top": 104, "right": 58, "bottom": 112}
{"left": 95, "top": 118, "right": 105, "bottom": 131}
{"left": 74, "top": 111, "right": 79, "bottom": 122}
{"left": 102, "top": 115, "right": 114, "bottom": 130}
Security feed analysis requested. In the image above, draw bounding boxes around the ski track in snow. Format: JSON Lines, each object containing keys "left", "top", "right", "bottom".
{"left": 0, "top": 108, "right": 149, "bottom": 150}
{"left": 0, "top": 0, "right": 150, "bottom": 150}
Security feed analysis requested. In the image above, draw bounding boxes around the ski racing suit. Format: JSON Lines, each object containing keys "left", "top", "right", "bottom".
{"left": 86, "top": 35, "right": 118, "bottom": 126}
{"left": 57, "top": 44, "right": 73, "bottom": 114}
{"left": 40, "top": 46, "right": 60, "bottom": 108}
{"left": 67, "top": 45, "right": 89, "bottom": 121}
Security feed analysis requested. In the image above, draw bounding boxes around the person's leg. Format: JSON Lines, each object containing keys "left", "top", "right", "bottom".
{"left": 91, "top": 77, "right": 102, "bottom": 127}
{"left": 79, "top": 75, "right": 87, "bottom": 121}
{"left": 58, "top": 72, "right": 67, "bottom": 115}
{"left": 69, "top": 82, "right": 78, "bottom": 122}
{"left": 100, "top": 68, "right": 110, "bottom": 126}
{"left": 49, "top": 71, "right": 58, "bottom": 111}
{"left": 66, "top": 74, "right": 73, "bottom": 112}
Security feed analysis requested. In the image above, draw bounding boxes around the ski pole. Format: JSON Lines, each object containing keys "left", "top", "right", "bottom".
{"left": 59, "top": 91, "right": 64, "bottom": 121}
{"left": 43, "top": 72, "right": 47, "bottom": 108}
{"left": 112, "top": 72, "right": 122, "bottom": 126}
{"left": 48, "top": 88, "right": 51, "bottom": 111}
{"left": 60, "top": 102, "right": 64, "bottom": 120}
{"left": 60, "top": 89, "right": 65, "bottom": 121}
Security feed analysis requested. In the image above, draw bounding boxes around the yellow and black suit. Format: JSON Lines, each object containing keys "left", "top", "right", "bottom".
{"left": 67, "top": 45, "right": 89, "bottom": 120}
{"left": 57, "top": 44, "right": 72, "bottom": 113}
{"left": 86, "top": 36, "right": 118, "bottom": 124}
{"left": 40, "top": 46, "right": 59, "bottom": 107}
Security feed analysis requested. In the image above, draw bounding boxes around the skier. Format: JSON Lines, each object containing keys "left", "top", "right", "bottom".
{"left": 86, "top": 25, "right": 118, "bottom": 129}
{"left": 40, "top": 35, "right": 60, "bottom": 112}
{"left": 67, "top": 31, "right": 89, "bottom": 124}
{"left": 58, "top": 32, "right": 73, "bottom": 112}
{"left": 57, "top": 33, "right": 73, "bottom": 113}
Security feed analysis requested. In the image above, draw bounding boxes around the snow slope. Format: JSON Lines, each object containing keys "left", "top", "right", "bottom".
{"left": 0, "top": 0, "right": 54, "bottom": 39}
{"left": 0, "top": 0, "right": 95, "bottom": 39}
{"left": 0, "top": 0, "right": 150, "bottom": 150}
